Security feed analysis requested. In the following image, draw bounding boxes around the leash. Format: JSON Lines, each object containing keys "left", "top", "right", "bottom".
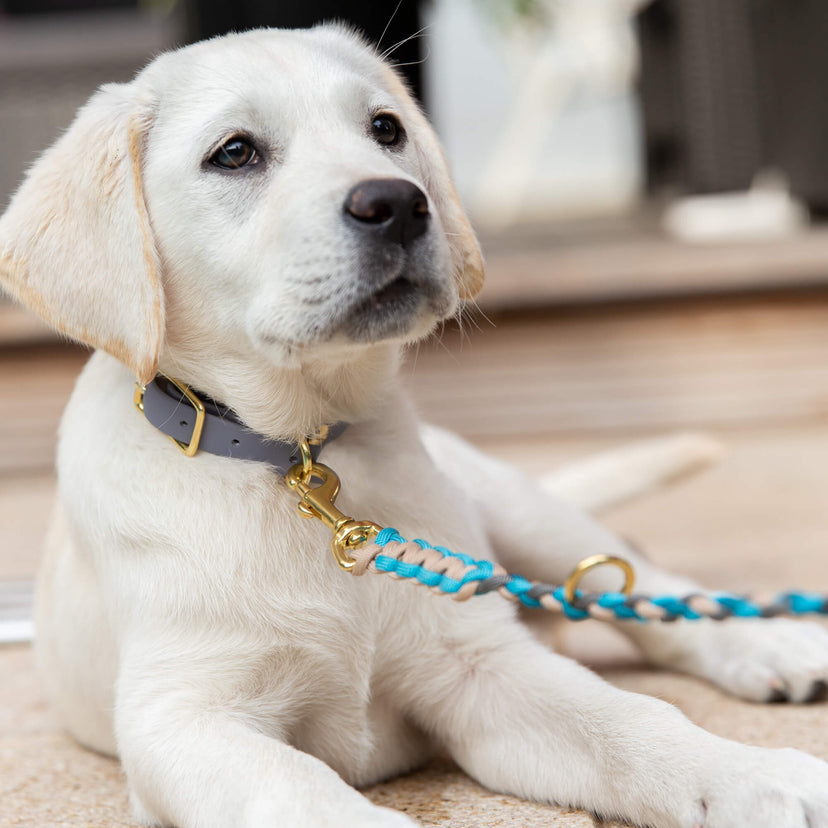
{"left": 133, "top": 377, "right": 828, "bottom": 624}
{"left": 286, "top": 445, "right": 828, "bottom": 623}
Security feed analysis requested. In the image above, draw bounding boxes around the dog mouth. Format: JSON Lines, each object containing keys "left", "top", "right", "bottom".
{"left": 341, "top": 274, "right": 428, "bottom": 342}
{"left": 364, "top": 275, "right": 419, "bottom": 310}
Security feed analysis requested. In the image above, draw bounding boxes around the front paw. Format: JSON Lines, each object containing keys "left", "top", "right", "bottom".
{"left": 641, "top": 618, "right": 828, "bottom": 702}
{"left": 693, "top": 745, "right": 828, "bottom": 828}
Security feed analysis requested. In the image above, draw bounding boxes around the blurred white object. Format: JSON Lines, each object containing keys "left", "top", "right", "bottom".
{"left": 663, "top": 178, "right": 809, "bottom": 245}
{"left": 424, "top": 0, "right": 650, "bottom": 228}
{"left": 541, "top": 432, "right": 724, "bottom": 515}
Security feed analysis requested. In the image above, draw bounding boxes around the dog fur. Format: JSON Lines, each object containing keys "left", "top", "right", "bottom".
{"left": 2, "top": 25, "right": 828, "bottom": 828}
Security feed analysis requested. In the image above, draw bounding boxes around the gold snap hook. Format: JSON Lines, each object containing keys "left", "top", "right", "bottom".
{"left": 298, "top": 439, "right": 314, "bottom": 481}
{"left": 285, "top": 460, "right": 381, "bottom": 570}
{"left": 564, "top": 555, "right": 635, "bottom": 605}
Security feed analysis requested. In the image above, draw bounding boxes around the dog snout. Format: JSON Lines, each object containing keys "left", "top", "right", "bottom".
{"left": 344, "top": 178, "right": 429, "bottom": 248}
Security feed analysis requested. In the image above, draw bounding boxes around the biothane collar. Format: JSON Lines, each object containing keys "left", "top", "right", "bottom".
{"left": 134, "top": 374, "right": 347, "bottom": 473}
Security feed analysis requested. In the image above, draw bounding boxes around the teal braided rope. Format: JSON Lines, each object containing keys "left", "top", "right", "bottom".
{"left": 369, "top": 528, "right": 828, "bottom": 623}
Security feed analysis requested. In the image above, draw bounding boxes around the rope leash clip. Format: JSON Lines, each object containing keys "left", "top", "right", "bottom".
{"left": 286, "top": 440, "right": 381, "bottom": 571}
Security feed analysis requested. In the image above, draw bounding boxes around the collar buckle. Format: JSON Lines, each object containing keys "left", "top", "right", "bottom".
{"left": 135, "top": 373, "right": 206, "bottom": 457}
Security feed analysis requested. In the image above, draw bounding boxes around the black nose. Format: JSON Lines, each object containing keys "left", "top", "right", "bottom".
{"left": 344, "top": 178, "right": 429, "bottom": 247}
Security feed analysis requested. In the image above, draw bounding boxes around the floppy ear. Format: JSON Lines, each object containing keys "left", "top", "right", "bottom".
{"left": 0, "top": 82, "right": 163, "bottom": 384}
{"left": 424, "top": 156, "right": 486, "bottom": 301}
{"left": 413, "top": 124, "right": 485, "bottom": 301}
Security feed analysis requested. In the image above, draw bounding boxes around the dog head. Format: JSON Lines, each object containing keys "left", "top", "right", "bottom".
{"left": 0, "top": 25, "right": 484, "bottom": 385}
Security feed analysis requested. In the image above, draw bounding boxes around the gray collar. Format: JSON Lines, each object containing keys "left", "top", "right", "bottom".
{"left": 135, "top": 374, "right": 347, "bottom": 473}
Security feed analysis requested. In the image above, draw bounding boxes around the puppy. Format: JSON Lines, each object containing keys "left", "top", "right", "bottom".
{"left": 2, "top": 25, "right": 828, "bottom": 828}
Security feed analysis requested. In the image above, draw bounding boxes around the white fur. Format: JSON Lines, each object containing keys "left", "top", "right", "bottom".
{"left": 2, "top": 26, "right": 828, "bottom": 828}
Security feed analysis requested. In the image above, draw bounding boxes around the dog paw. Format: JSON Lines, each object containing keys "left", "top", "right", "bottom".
{"left": 644, "top": 618, "right": 828, "bottom": 702}
{"left": 691, "top": 745, "right": 828, "bottom": 827}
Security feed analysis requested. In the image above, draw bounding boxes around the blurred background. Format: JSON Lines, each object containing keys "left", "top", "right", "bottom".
{"left": 4, "top": 3, "right": 828, "bottom": 824}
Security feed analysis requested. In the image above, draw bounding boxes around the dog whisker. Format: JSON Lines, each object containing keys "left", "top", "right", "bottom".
{"left": 380, "top": 24, "right": 432, "bottom": 61}
{"left": 377, "top": 0, "right": 405, "bottom": 52}
{"left": 389, "top": 46, "right": 431, "bottom": 70}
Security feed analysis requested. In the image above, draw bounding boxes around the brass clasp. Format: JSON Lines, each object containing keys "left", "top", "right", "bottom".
{"left": 286, "top": 455, "right": 381, "bottom": 570}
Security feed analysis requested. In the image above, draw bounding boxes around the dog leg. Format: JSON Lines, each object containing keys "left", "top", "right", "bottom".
{"left": 115, "top": 660, "right": 419, "bottom": 828}
{"left": 421, "top": 425, "right": 828, "bottom": 703}
{"left": 398, "top": 623, "right": 828, "bottom": 828}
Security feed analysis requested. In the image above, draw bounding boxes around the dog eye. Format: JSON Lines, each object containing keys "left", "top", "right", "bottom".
{"left": 210, "top": 137, "right": 259, "bottom": 170}
{"left": 370, "top": 114, "right": 405, "bottom": 148}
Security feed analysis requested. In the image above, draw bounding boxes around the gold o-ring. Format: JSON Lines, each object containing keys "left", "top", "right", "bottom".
{"left": 563, "top": 554, "right": 636, "bottom": 605}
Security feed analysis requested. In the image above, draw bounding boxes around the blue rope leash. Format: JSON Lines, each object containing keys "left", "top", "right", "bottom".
{"left": 283, "top": 459, "right": 828, "bottom": 624}
{"left": 361, "top": 528, "right": 828, "bottom": 623}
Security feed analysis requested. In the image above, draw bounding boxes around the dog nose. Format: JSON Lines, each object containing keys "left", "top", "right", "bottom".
{"left": 344, "top": 178, "right": 429, "bottom": 247}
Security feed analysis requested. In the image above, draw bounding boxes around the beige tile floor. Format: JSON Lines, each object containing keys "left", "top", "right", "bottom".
{"left": 3, "top": 296, "right": 828, "bottom": 826}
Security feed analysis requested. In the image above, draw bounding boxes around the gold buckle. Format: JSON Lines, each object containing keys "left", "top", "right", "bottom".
{"left": 133, "top": 373, "right": 206, "bottom": 457}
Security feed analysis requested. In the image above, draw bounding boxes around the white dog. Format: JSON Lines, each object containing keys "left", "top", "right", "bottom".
{"left": 2, "top": 25, "right": 828, "bottom": 828}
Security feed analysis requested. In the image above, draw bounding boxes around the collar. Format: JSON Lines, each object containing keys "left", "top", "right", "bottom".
{"left": 134, "top": 374, "right": 347, "bottom": 474}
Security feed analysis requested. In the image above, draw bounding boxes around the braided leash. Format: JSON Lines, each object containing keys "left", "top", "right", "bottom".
{"left": 349, "top": 529, "right": 828, "bottom": 622}
{"left": 286, "top": 457, "right": 828, "bottom": 624}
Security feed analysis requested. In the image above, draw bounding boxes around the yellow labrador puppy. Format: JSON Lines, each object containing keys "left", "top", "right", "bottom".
{"left": 2, "top": 25, "right": 828, "bottom": 828}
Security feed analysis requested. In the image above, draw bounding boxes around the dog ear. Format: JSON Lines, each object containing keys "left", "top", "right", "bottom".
{"left": 0, "top": 82, "right": 163, "bottom": 384}
{"left": 413, "top": 128, "right": 485, "bottom": 301}
{"left": 426, "top": 160, "right": 485, "bottom": 301}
